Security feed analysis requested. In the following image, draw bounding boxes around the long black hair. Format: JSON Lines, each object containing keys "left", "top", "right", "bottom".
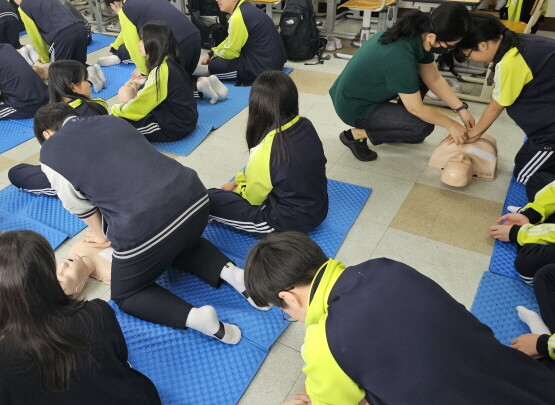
{"left": 454, "top": 13, "right": 523, "bottom": 67}
{"left": 380, "top": 3, "right": 470, "bottom": 44}
{"left": 0, "top": 231, "right": 91, "bottom": 392}
{"left": 139, "top": 21, "right": 189, "bottom": 99}
{"left": 245, "top": 70, "right": 299, "bottom": 163}
{"left": 48, "top": 60, "right": 107, "bottom": 115}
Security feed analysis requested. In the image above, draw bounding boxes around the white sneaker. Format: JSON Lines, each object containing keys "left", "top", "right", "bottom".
{"left": 507, "top": 206, "right": 522, "bottom": 213}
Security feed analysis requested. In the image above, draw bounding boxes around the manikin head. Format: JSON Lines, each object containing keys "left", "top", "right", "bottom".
{"left": 441, "top": 153, "right": 473, "bottom": 187}
{"left": 428, "top": 134, "right": 498, "bottom": 187}
{"left": 244, "top": 232, "right": 328, "bottom": 323}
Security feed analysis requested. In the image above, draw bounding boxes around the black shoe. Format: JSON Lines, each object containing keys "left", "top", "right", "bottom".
{"left": 339, "top": 131, "right": 378, "bottom": 161}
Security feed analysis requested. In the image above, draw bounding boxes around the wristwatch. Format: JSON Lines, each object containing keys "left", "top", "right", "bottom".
{"left": 453, "top": 102, "right": 469, "bottom": 113}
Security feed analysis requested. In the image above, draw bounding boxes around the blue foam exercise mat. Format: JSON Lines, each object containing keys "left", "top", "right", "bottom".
{"left": 501, "top": 177, "right": 527, "bottom": 215}
{"left": 0, "top": 119, "right": 35, "bottom": 153}
{"left": 87, "top": 33, "right": 115, "bottom": 53}
{"left": 116, "top": 67, "right": 293, "bottom": 156}
{"left": 488, "top": 178, "right": 528, "bottom": 280}
{"left": 91, "top": 63, "right": 135, "bottom": 100}
{"left": 203, "top": 179, "right": 372, "bottom": 267}
{"left": 0, "top": 208, "right": 67, "bottom": 249}
{"left": 151, "top": 124, "right": 213, "bottom": 156}
{"left": 0, "top": 185, "right": 85, "bottom": 237}
{"left": 108, "top": 269, "right": 289, "bottom": 405}
{"left": 471, "top": 271, "right": 539, "bottom": 346}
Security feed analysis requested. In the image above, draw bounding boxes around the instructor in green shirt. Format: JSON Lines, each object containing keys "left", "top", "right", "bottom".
{"left": 329, "top": 3, "right": 475, "bottom": 161}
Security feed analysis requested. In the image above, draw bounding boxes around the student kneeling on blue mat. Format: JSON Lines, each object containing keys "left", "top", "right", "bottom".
{"left": 207, "top": 71, "right": 328, "bottom": 234}
{"left": 489, "top": 171, "right": 555, "bottom": 368}
{"left": 14, "top": 0, "right": 88, "bottom": 64}
{"left": 0, "top": 43, "right": 48, "bottom": 120}
{"left": 111, "top": 22, "right": 198, "bottom": 143}
{"left": 33, "top": 103, "right": 268, "bottom": 345}
{"left": 245, "top": 232, "right": 555, "bottom": 405}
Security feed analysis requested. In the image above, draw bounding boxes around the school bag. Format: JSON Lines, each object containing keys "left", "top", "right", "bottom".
{"left": 279, "top": 0, "right": 325, "bottom": 62}
{"left": 187, "top": 0, "right": 228, "bottom": 49}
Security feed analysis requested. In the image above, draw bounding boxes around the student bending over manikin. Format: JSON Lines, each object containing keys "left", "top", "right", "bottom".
{"left": 33, "top": 103, "right": 268, "bottom": 345}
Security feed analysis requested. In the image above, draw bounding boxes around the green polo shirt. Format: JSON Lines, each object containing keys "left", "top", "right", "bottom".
{"left": 329, "top": 31, "right": 435, "bottom": 127}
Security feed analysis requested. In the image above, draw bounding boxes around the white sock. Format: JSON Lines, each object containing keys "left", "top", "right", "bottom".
{"left": 220, "top": 263, "right": 271, "bottom": 311}
{"left": 93, "top": 64, "right": 106, "bottom": 87}
{"left": 97, "top": 54, "right": 121, "bottom": 66}
{"left": 208, "top": 75, "right": 228, "bottom": 101}
{"left": 185, "top": 305, "right": 242, "bottom": 344}
{"left": 87, "top": 66, "right": 103, "bottom": 93}
{"left": 193, "top": 64, "right": 210, "bottom": 76}
{"left": 197, "top": 77, "right": 218, "bottom": 104}
{"left": 25, "top": 44, "right": 40, "bottom": 64}
{"left": 17, "top": 47, "right": 33, "bottom": 65}
{"left": 517, "top": 306, "right": 551, "bottom": 335}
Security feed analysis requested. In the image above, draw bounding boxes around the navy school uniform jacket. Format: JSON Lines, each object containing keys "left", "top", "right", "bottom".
{"left": 0, "top": 299, "right": 161, "bottom": 405}
{"left": 18, "top": 0, "right": 84, "bottom": 62}
{"left": 211, "top": 0, "right": 287, "bottom": 85}
{"left": 0, "top": 43, "right": 48, "bottom": 114}
{"left": 39, "top": 115, "right": 207, "bottom": 255}
{"left": 109, "top": 0, "right": 199, "bottom": 75}
{"left": 111, "top": 59, "right": 198, "bottom": 139}
{"left": 493, "top": 34, "right": 555, "bottom": 146}
{"left": 67, "top": 97, "right": 108, "bottom": 117}
{"left": 0, "top": 0, "right": 18, "bottom": 25}
{"left": 235, "top": 116, "right": 328, "bottom": 233}
{"left": 303, "top": 258, "right": 555, "bottom": 405}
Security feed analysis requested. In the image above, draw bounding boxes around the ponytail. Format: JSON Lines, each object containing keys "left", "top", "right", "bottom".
{"left": 380, "top": 2, "right": 470, "bottom": 44}
{"left": 379, "top": 10, "right": 430, "bottom": 44}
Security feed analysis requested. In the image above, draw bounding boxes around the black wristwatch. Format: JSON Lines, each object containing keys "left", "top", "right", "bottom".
{"left": 453, "top": 102, "right": 468, "bottom": 113}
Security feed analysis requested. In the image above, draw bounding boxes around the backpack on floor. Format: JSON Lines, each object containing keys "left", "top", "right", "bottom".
{"left": 187, "top": 0, "right": 228, "bottom": 49}
{"left": 279, "top": 0, "right": 323, "bottom": 62}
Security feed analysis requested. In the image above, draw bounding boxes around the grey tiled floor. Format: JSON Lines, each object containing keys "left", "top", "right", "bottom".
{"left": 4, "top": 26, "right": 554, "bottom": 405}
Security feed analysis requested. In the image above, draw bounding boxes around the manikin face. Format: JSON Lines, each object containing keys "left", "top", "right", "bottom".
{"left": 217, "top": 0, "right": 239, "bottom": 14}
{"left": 460, "top": 39, "right": 500, "bottom": 63}
{"left": 72, "top": 79, "right": 92, "bottom": 99}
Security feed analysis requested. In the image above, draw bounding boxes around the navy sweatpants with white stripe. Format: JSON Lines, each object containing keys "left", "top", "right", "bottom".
{"left": 112, "top": 201, "right": 231, "bottom": 329}
{"left": 122, "top": 115, "right": 165, "bottom": 142}
{"left": 8, "top": 163, "right": 57, "bottom": 196}
{"left": 0, "top": 101, "right": 36, "bottom": 120}
{"left": 207, "top": 188, "right": 275, "bottom": 234}
{"left": 207, "top": 57, "right": 239, "bottom": 81}
{"left": 514, "top": 141, "right": 555, "bottom": 185}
